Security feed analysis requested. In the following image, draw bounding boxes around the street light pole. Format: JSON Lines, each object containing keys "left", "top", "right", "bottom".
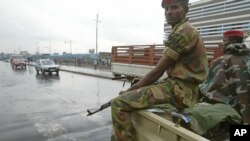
{"left": 70, "top": 40, "right": 72, "bottom": 54}
{"left": 37, "top": 41, "right": 39, "bottom": 54}
{"left": 48, "top": 39, "right": 51, "bottom": 54}
{"left": 95, "top": 13, "right": 101, "bottom": 55}
{"left": 64, "top": 40, "right": 72, "bottom": 54}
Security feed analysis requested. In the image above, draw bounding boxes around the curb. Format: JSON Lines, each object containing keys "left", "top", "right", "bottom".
{"left": 28, "top": 63, "right": 114, "bottom": 80}
{"left": 60, "top": 69, "right": 113, "bottom": 79}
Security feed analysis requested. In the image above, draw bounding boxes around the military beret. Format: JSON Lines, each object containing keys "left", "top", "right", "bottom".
{"left": 161, "top": 0, "right": 189, "bottom": 8}
{"left": 223, "top": 30, "right": 244, "bottom": 37}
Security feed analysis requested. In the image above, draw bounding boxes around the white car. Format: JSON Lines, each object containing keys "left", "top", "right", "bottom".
{"left": 35, "top": 59, "right": 60, "bottom": 75}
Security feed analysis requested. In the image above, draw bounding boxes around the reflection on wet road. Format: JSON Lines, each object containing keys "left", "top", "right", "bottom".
{"left": 0, "top": 61, "right": 129, "bottom": 141}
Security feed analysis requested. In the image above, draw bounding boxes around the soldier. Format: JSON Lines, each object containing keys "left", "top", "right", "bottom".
{"left": 199, "top": 29, "right": 250, "bottom": 125}
{"left": 111, "top": 0, "right": 208, "bottom": 140}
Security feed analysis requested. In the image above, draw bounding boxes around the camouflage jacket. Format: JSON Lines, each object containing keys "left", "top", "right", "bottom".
{"left": 164, "top": 18, "right": 208, "bottom": 84}
{"left": 163, "top": 18, "right": 208, "bottom": 107}
{"left": 199, "top": 43, "right": 250, "bottom": 124}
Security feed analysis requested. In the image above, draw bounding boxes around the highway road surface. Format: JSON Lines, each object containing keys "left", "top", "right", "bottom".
{"left": 0, "top": 61, "right": 129, "bottom": 141}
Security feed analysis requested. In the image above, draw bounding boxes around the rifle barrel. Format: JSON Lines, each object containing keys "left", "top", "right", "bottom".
{"left": 86, "top": 101, "right": 111, "bottom": 116}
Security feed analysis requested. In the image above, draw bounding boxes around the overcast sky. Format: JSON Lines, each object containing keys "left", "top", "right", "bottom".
{"left": 0, "top": 0, "right": 199, "bottom": 54}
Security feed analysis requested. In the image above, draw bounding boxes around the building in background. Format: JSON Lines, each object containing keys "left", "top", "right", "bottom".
{"left": 20, "top": 51, "right": 29, "bottom": 56}
{"left": 164, "top": 0, "right": 250, "bottom": 47}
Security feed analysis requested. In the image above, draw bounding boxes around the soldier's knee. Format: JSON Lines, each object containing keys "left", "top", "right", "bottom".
{"left": 111, "top": 96, "right": 129, "bottom": 110}
{"left": 111, "top": 97, "right": 121, "bottom": 108}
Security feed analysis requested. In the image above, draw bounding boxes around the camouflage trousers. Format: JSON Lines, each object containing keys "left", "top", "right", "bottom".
{"left": 111, "top": 78, "right": 197, "bottom": 141}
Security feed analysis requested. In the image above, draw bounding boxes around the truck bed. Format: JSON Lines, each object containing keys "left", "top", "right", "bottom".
{"left": 111, "top": 44, "right": 224, "bottom": 141}
{"left": 112, "top": 62, "right": 168, "bottom": 78}
{"left": 133, "top": 111, "right": 210, "bottom": 141}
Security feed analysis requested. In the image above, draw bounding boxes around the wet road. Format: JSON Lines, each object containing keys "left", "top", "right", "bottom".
{"left": 0, "top": 61, "right": 129, "bottom": 141}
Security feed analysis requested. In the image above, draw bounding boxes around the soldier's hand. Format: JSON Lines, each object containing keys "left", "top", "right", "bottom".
{"left": 119, "top": 87, "right": 135, "bottom": 95}
{"left": 119, "top": 84, "right": 140, "bottom": 95}
{"left": 119, "top": 90, "right": 127, "bottom": 95}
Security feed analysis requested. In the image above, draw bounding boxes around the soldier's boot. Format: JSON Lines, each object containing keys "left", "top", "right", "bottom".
{"left": 110, "top": 128, "right": 116, "bottom": 141}
{"left": 110, "top": 135, "right": 116, "bottom": 141}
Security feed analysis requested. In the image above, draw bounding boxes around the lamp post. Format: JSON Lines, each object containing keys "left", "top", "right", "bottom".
{"left": 94, "top": 13, "right": 101, "bottom": 70}
{"left": 37, "top": 41, "right": 40, "bottom": 54}
{"left": 95, "top": 13, "right": 101, "bottom": 55}
{"left": 70, "top": 40, "right": 72, "bottom": 54}
{"left": 48, "top": 32, "right": 51, "bottom": 54}
{"left": 64, "top": 40, "right": 72, "bottom": 54}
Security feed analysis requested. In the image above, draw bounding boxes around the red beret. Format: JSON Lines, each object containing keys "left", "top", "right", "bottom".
{"left": 161, "top": 0, "right": 189, "bottom": 8}
{"left": 223, "top": 30, "right": 244, "bottom": 37}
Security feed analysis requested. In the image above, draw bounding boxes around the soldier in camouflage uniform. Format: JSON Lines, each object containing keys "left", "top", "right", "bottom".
{"left": 111, "top": 0, "right": 208, "bottom": 140}
{"left": 199, "top": 30, "right": 250, "bottom": 125}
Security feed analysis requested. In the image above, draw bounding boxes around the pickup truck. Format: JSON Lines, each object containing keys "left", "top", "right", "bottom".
{"left": 111, "top": 44, "right": 224, "bottom": 141}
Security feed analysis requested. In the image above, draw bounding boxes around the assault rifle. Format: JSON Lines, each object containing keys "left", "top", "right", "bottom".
{"left": 87, "top": 79, "right": 135, "bottom": 116}
{"left": 87, "top": 101, "right": 111, "bottom": 116}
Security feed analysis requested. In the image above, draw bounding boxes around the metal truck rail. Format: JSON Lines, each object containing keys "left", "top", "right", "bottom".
{"left": 111, "top": 44, "right": 223, "bottom": 81}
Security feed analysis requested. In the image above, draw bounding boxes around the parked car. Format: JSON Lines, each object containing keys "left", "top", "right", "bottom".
{"left": 35, "top": 59, "right": 60, "bottom": 75}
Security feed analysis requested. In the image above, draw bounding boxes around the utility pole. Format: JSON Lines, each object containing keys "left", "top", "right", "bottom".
{"left": 64, "top": 40, "right": 72, "bottom": 54}
{"left": 49, "top": 39, "right": 51, "bottom": 54}
{"left": 18, "top": 46, "right": 21, "bottom": 54}
{"left": 70, "top": 40, "right": 72, "bottom": 54}
{"left": 95, "top": 13, "right": 101, "bottom": 55}
{"left": 37, "top": 41, "right": 39, "bottom": 54}
{"left": 48, "top": 32, "right": 51, "bottom": 54}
